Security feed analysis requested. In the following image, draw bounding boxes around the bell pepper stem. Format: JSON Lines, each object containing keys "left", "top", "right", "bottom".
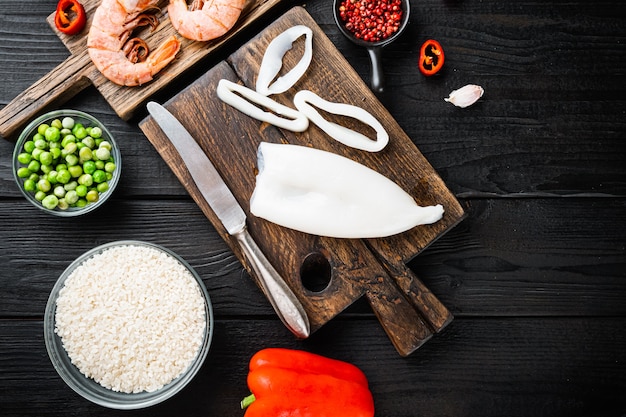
{"left": 241, "top": 393, "right": 256, "bottom": 409}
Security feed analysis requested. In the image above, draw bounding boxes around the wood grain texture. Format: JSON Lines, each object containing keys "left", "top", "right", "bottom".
{"left": 1, "top": 0, "right": 625, "bottom": 415}
{"left": 1, "top": 318, "right": 625, "bottom": 417}
{"left": 0, "top": 0, "right": 285, "bottom": 139}
{"left": 140, "top": 6, "right": 464, "bottom": 356}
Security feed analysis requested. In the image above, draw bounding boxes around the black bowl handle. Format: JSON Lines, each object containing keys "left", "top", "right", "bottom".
{"left": 366, "top": 46, "right": 384, "bottom": 94}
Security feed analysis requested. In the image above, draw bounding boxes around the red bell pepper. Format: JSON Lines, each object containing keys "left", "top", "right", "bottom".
{"left": 241, "top": 348, "right": 375, "bottom": 417}
{"left": 418, "top": 39, "right": 445, "bottom": 76}
{"left": 54, "top": 0, "right": 86, "bottom": 36}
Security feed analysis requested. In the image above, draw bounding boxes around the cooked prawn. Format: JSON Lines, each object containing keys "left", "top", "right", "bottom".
{"left": 168, "top": 0, "right": 245, "bottom": 42}
{"left": 88, "top": 0, "right": 180, "bottom": 86}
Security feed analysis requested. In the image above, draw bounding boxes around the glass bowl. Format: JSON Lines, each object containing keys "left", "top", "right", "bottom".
{"left": 44, "top": 240, "right": 214, "bottom": 409}
{"left": 12, "top": 109, "right": 121, "bottom": 216}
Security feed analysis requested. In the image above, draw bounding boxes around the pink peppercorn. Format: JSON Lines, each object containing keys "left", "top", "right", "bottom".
{"left": 339, "top": 0, "right": 403, "bottom": 42}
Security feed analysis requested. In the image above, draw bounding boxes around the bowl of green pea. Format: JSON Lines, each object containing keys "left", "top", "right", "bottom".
{"left": 12, "top": 110, "right": 121, "bottom": 216}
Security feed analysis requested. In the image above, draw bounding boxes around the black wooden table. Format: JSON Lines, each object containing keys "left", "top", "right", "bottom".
{"left": 1, "top": 1, "right": 625, "bottom": 416}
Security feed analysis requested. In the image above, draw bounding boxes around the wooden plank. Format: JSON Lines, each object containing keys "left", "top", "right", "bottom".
{"left": 0, "top": 0, "right": 285, "bottom": 139}
{"left": 1, "top": 318, "right": 624, "bottom": 417}
{"left": 1, "top": 198, "right": 624, "bottom": 318}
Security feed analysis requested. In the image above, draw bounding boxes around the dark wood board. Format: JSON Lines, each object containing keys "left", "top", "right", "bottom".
{"left": 0, "top": 0, "right": 284, "bottom": 139}
{"left": 140, "top": 6, "right": 465, "bottom": 356}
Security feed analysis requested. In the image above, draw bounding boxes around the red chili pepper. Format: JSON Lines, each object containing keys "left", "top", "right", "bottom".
{"left": 241, "top": 348, "right": 375, "bottom": 417}
{"left": 54, "top": 0, "right": 86, "bottom": 36}
{"left": 419, "top": 39, "right": 445, "bottom": 76}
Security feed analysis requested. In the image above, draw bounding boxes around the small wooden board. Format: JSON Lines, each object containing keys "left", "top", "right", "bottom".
{"left": 0, "top": 0, "right": 283, "bottom": 139}
{"left": 140, "top": 6, "right": 465, "bottom": 356}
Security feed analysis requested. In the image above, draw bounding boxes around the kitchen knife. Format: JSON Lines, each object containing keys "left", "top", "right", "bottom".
{"left": 147, "top": 101, "right": 310, "bottom": 339}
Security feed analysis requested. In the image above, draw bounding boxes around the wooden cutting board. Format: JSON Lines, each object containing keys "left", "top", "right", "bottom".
{"left": 0, "top": 0, "right": 283, "bottom": 139}
{"left": 140, "top": 6, "right": 465, "bottom": 356}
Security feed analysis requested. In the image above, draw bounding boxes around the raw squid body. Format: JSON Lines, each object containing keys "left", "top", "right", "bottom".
{"left": 249, "top": 143, "right": 444, "bottom": 238}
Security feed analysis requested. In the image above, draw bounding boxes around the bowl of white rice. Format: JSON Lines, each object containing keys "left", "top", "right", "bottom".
{"left": 43, "top": 240, "right": 213, "bottom": 409}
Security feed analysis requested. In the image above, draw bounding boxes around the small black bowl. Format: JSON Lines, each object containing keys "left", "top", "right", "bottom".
{"left": 333, "top": 0, "right": 411, "bottom": 94}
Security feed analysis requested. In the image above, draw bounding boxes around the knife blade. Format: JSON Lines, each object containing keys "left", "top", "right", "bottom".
{"left": 147, "top": 101, "right": 310, "bottom": 339}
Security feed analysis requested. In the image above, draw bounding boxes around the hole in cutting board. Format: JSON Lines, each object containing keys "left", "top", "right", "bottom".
{"left": 300, "top": 252, "right": 332, "bottom": 293}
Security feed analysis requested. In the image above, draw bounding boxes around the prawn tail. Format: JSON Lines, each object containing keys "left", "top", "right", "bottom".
{"left": 147, "top": 36, "right": 181, "bottom": 74}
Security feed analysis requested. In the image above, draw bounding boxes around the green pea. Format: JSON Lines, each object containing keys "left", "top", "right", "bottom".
{"left": 37, "top": 124, "right": 50, "bottom": 136}
{"left": 39, "top": 151, "right": 53, "bottom": 166}
{"left": 47, "top": 171, "right": 58, "bottom": 184}
{"left": 34, "top": 138, "right": 47, "bottom": 149}
{"left": 17, "top": 153, "right": 32, "bottom": 165}
{"left": 86, "top": 190, "right": 99, "bottom": 203}
{"left": 64, "top": 181, "right": 77, "bottom": 191}
{"left": 92, "top": 170, "right": 107, "bottom": 183}
{"left": 45, "top": 126, "right": 61, "bottom": 142}
{"left": 35, "top": 190, "right": 46, "bottom": 201}
{"left": 83, "top": 160, "right": 96, "bottom": 175}
{"left": 75, "top": 199, "right": 87, "bottom": 208}
{"left": 27, "top": 160, "right": 40, "bottom": 173}
{"left": 104, "top": 162, "right": 116, "bottom": 173}
{"left": 42, "top": 194, "right": 59, "bottom": 209}
{"left": 56, "top": 169, "right": 71, "bottom": 184}
{"left": 90, "top": 126, "right": 102, "bottom": 139}
{"left": 65, "top": 154, "right": 79, "bottom": 166}
{"left": 96, "top": 182, "right": 109, "bottom": 193}
{"left": 28, "top": 173, "right": 39, "bottom": 182}
{"left": 57, "top": 198, "right": 69, "bottom": 210}
{"left": 60, "top": 128, "right": 72, "bottom": 137}
{"left": 61, "top": 134, "right": 76, "bottom": 147}
{"left": 73, "top": 124, "right": 87, "bottom": 140}
{"left": 65, "top": 190, "right": 79, "bottom": 205}
{"left": 78, "top": 173, "right": 93, "bottom": 186}
{"left": 75, "top": 184, "right": 88, "bottom": 197}
{"left": 41, "top": 164, "right": 52, "bottom": 175}
{"left": 62, "top": 117, "right": 74, "bottom": 129}
{"left": 99, "top": 141, "right": 112, "bottom": 151}
{"left": 95, "top": 147, "right": 110, "bottom": 161}
{"left": 51, "top": 119, "right": 63, "bottom": 130}
{"left": 50, "top": 147, "right": 62, "bottom": 159}
{"left": 56, "top": 163, "right": 67, "bottom": 172}
{"left": 37, "top": 178, "right": 51, "bottom": 193}
{"left": 17, "top": 167, "right": 31, "bottom": 178}
{"left": 68, "top": 165, "right": 83, "bottom": 178}
{"left": 23, "top": 179, "right": 36, "bottom": 192}
{"left": 82, "top": 136, "right": 95, "bottom": 149}
{"left": 31, "top": 148, "right": 43, "bottom": 161}
{"left": 54, "top": 185, "right": 66, "bottom": 198}
{"left": 95, "top": 160, "right": 105, "bottom": 170}
{"left": 23, "top": 140, "right": 35, "bottom": 153}
{"left": 79, "top": 147, "right": 93, "bottom": 162}
{"left": 63, "top": 142, "right": 78, "bottom": 155}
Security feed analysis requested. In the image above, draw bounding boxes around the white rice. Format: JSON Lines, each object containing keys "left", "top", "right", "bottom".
{"left": 54, "top": 244, "right": 207, "bottom": 394}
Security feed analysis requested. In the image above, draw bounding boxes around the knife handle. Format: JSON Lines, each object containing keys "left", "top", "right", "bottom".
{"left": 234, "top": 226, "right": 310, "bottom": 339}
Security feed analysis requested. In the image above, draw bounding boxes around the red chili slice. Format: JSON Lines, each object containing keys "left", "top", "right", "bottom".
{"left": 54, "top": 0, "right": 86, "bottom": 36}
{"left": 419, "top": 39, "right": 445, "bottom": 76}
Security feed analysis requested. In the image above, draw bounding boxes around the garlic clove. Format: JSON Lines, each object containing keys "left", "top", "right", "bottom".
{"left": 216, "top": 79, "right": 309, "bottom": 132}
{"left": 256, "top": 25, "right": 314, "bottom": 96}
{"left": 444, "top": 84, "right": 484, "bottom": 108}
{"left": 250, "top": 142, "right": 444, "bottom": 238}
{"left": 293, "top": 90, "right": 389, "bottom": 152}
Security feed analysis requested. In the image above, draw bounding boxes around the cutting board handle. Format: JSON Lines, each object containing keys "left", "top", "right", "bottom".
{"left": 0, "top": 50, "right": 93, "bottom": 140}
